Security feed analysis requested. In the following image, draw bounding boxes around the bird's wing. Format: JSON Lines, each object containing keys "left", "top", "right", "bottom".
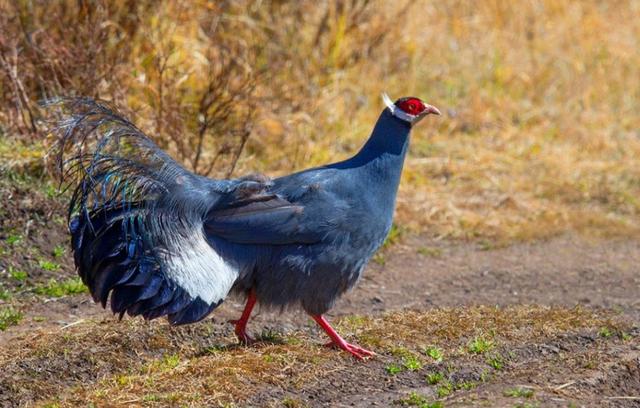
{"left": 205, "top": 177, "right": 348, "bottom": 245}
{"left": 50, "top": 97, "right": 268, "bottom": 325}
{"left": 205, "top": 194, "right": 320, "bottom": 245}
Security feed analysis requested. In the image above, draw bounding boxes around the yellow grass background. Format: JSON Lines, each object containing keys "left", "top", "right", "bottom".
{"left": 2, "top": 0, "right": 639, "bottom": 243}
{"left": 272, "top": 1, "right": 640, "bottom": 242}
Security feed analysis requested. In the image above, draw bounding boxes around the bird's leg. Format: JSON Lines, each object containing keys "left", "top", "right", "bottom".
{"left": 311, "top": 314, "right": 375, "bottom": 360}
{"left": 229, "top": 288, "right": 257, "bottom": 345}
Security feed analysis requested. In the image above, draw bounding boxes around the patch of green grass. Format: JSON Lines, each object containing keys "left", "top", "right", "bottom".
{"left": 115, "top": 374, "right": 131, "bottom": 386}
{"left": 397, "top": 392, "right": 443, "bottom": 408}
{"left": 0, "top": 287, "right": 11, "bottom": 301}
{"left": 262, "top": 354, "right": 275, "bottom": 363}
{"left": 5, "top": 234, "right": 22, "bottom": 246}
{"left": 436, "top": 381, "right": 453, "bottom": 398}
{"left": 257, "top": 329, "right": 286, "bottom": 344}
{"left": 38, "top": 259, "right": 60, "bottom": 272}
{"left": 390, "top": 346, "right": 414, "bottom": 358}
{"left": 285, "top": 336, "right": 302, "bottom": 346}
{"left": 402, "top": 355, "right": 423, "bottom": 371}
{"left": 52, "top": 245, "right": 65, "bottom": 258}
{"left": 142, "top": 394, "right": 160, "bottom": 402}
{"left": 44, "top": 184, "right": 58, "bottom": 199}
{"left": 426, "top": 372, "right": 444, "bottom": 385}
{"left": 204, "top": 345, "right": 227, "bottom": 355}
{"left": 417, "top": 246, "right": 442, "bottom": 257}
{"left": 388, "top": 347, "right": 423, "bottom": 372}
{"left": 582, "top": 357, "right": 597, "bottom": 369}
{"left": 385, "top": 363, "right": 403, "bottom": 375}
{"left": 487, "top": 354, "right": 504, "bottom": 370}
{"left": 458, "top": 381, "right": 478, "bottom": 390}
{"left": 467, "top": 336, "right": 494, "bottom": 354}
{"left": 479, "top": 369, "right": 490, "bottom": 383}
{"left": 598, "top": 327, "right": 613, "bottom": 338}
{"left": 8, "top": 266, "right": 28, "bottom": 281}
{"left": 52, "top": 215, "right": 66, "bottom": 227}
{"left": 504, "top": 387, "right": 534, "bottom": 398}
{"left": 620, "top": 332, "right": 632, "bottom": 341}
{"left": 422, "top": 345, "right": 444, "bottom": 362}
{"left": 34, "top": 278, "right": 87, "bottom": 298}
{"left": 158, "top": 354, "right": 181, "bottom": 370}
{"left": 0, "top": 307, "right": 23, "bottom": 330}
{"left": 339, "top": 315, "right": 367, "bottom": 330}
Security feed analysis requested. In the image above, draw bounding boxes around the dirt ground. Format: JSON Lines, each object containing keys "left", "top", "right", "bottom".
{"left": 230, "top": 234, "right": 640, "bottom": 407}
{"left": 1, "top": 226, "right": 639, "bottom": 407}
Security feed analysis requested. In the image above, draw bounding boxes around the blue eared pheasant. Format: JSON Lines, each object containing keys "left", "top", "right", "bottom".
{"left": 54, "top": 94, "right": 440, "bottom": 359}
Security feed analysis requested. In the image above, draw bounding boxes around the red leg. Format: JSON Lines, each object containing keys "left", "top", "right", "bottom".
{"left": 311, "top": 315, "right": 375, "bottom": 360}
{"left": 229, "top": 289, "right": 257, "bottom": 345}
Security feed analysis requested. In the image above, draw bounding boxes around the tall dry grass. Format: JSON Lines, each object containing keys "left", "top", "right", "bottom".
{"left": 1, "top": 0, "right": 638, "bottom": 242}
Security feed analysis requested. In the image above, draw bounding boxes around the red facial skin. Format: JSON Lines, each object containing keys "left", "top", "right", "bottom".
{"left": 396, "top": 97, "right": 427, "bottom": 116}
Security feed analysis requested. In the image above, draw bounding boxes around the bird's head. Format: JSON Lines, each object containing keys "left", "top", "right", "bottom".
{"left": 382, "top": 93, "right": 440, "bottom": 126}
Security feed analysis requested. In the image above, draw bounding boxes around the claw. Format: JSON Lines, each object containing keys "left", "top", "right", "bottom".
{"left": 228, "top": 319, "right": 255, "bottom": 344}
{"left": 236, "top": 329, "right": 256, "bottom": 345}
{"left": 312, "top": 314, "right": 375, "bottom": 360}
{"left": 324, "top": 339, "right": 376, "bottom": 360}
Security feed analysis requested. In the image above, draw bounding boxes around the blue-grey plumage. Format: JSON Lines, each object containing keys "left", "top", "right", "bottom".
{"left": 51, "top": 95, "right": 440, "bottom": 359}
{"left": 220, "top": 110, "right": 416, "bottom": 314}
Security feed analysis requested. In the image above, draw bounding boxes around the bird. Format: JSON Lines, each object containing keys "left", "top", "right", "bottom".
{"left": 51, "top": 93, "right": 440, "bottom": 359}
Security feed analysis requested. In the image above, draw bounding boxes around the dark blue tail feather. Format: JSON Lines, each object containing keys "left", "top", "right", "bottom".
{"left": 168, "top": 298, "right": 222, "bottom": 326}
{"left": 50, "top": 98, "right": 239, "bottom": 326}
{"left": 71, "top": 205, "right": 220, "bottom": 324}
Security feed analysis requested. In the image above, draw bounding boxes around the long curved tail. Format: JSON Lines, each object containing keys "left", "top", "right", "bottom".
{"left": 49, "top": 98, "right": 261, "bottom": 324}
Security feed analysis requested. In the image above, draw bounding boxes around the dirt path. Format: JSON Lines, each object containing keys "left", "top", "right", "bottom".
{"left": 2, "top": 234, "right": 639, "bottom": 407}
{"left": 210, "top": 234, "right": 640, "bottom": 331}
{"left": 343, "top": 234, "right": 640, "bottom": 319}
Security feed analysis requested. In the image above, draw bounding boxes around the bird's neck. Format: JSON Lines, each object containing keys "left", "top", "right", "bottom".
{"left": 330, "top": 109, "right": 412, "bottom": 215}
{"left": 347, "top": 109, "right": 411, "bottom": 181}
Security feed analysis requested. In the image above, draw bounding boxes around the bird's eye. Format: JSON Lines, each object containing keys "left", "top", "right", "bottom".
{"left": 397, "top": 98, "right": 425, "bottom": 115}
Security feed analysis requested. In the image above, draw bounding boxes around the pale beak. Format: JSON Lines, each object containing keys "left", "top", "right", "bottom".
{"left": 424, "top": 104, "right": 441, "bottom": 116}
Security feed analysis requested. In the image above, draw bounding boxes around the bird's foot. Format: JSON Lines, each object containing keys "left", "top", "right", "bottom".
{"left": 229, "top": 289, "right": 258, "bottom": 346}
{"left": 312, "top": 314, "right": 375, "bottom": 360}
{"left": 324, "top": 340, "right": 375, "bottom": 360}
{"left": 229, "top": 319, "right": 255, "bottom": 345}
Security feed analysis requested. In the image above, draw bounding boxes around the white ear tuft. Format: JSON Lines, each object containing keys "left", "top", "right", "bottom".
{"left": 381, "top": 92, "right": 395, "bottom": 112}
{"left": 381, "top": 92, "right": 418, "bottom": 124}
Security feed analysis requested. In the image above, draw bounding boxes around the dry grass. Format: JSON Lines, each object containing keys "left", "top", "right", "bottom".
{"left": 0, "top": 305, "right": 631, "bottom": 407}
{"left": 370, "top": 1, "right": 640, "bottom": 242}
{"left": 1, "top": 0, "right": 639, "bottom": 243}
